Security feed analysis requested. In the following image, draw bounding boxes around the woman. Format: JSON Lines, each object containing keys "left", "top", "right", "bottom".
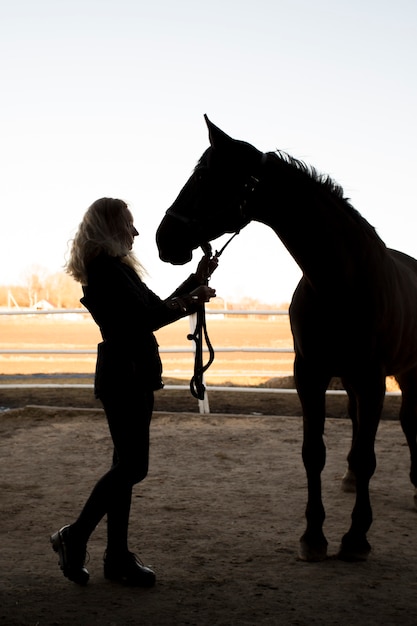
{"left": 50, "top": 197, "right": 217, "bottom": 587}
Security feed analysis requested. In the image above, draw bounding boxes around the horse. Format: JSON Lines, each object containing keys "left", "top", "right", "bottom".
{"left": 156, "top": 115, "right": 417, "bottom": 562}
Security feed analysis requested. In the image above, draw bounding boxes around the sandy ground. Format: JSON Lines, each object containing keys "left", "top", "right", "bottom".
{"left": 0, "top": 316, "right": 413, "bottom": 624}
{"left": 1, "top": 400, "right": 417, "bottom": 626}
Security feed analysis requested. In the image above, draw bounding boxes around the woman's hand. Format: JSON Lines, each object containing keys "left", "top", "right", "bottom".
{"left": 189, "top": 285, "right": 217, "bottom": 304}
{"left": 168, "top": 283, "right": 217, "bottom": 313}
{"left": 195, "top": 255, "right": 219, "bottom": 284}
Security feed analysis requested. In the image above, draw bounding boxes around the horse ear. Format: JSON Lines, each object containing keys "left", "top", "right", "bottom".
{"left": 204, "top": 114, "right": 233, "bottom": 149}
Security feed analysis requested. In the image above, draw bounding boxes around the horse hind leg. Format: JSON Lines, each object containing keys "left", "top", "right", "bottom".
{"left": 396, "top": 368, "right": 417, "bottom": 509}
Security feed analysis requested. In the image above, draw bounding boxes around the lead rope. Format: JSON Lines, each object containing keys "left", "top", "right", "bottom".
{"left": 187, "top": 296, "right": 215, "bottom": 400}
{"left": 187, "top": 232, "right": 241, "bottom": 400}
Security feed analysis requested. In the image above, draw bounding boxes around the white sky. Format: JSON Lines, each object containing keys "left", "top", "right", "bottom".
{"left": 1, "top": 0, "right": 416, "bottom": 305}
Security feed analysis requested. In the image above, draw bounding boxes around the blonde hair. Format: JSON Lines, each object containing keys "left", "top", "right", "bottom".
{"left": 66, "top": 197, "right": 146, "bottom": 284}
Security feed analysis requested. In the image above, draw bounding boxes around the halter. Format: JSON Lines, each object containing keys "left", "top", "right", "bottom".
{"left": 169, "top": 152, "right": 268, "bottom": 401}
{"left": 166, "top": 152, "right": 268, "bottom": 258}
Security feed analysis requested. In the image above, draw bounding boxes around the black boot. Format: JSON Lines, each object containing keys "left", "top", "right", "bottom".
{"left": 50, "top": 525, "right": 89, "bottom": 586}
{"left": 103, "top": 550, "right": 156, "bottom": 587}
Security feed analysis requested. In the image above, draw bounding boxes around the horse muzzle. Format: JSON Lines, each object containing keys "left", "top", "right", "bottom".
{"left": 156, "top": 218, "right": 194, "bottom": 264}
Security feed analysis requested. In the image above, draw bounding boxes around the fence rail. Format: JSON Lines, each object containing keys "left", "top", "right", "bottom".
{"left": 0, "top": 307, "right": 294, "bottom": 359}
{"left": 0, "top": 307, "right": 400, "bottom": 414}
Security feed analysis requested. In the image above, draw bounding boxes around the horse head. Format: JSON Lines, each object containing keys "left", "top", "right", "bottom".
{"left": 156, "top": 115, "right": 266, "bottom": 264}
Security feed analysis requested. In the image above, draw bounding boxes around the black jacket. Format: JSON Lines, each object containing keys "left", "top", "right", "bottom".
{"left": 80, "top": 253, "right": 201, "bottom": 396}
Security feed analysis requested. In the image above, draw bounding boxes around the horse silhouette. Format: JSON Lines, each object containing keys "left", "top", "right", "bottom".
{"left": 156, "top": 115, "right": 417, "bottom": 562}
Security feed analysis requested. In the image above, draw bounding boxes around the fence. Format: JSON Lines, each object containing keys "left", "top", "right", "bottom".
{"left": 0, "top": 307, "right": 400, "bottom": 414}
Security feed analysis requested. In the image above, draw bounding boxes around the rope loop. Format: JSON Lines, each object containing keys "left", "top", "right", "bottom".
{"left": 187, "top": 304, "right": 215, "bottom": 400}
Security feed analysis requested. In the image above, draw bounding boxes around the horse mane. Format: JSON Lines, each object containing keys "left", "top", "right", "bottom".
{"left": 270, "top": 150, "right": 384, "bottom": 245}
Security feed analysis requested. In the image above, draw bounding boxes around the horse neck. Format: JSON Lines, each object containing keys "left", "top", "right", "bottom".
{"left": 253, "top": 167, "right": 383, "bottom": 292}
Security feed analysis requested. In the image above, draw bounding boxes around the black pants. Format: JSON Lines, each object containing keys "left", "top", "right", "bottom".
{"left": 72, "top": 387, "right": 154, "bottom": 554}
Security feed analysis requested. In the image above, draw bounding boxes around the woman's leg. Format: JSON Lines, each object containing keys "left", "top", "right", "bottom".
{"left": 101, "top": 389, "right": 156, "bottom": 586}
{"left": 51, "top": 385, "right": 155, "bottom": 585}
{"left": 71, "top": 389, "right": 154, "bottom": 549}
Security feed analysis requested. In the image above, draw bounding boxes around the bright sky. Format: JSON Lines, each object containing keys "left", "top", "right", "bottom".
{"left": 1, "top": 0, "right": 416, "bottom": 305}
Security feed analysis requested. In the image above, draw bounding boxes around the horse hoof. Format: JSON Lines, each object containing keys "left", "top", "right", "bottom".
{"left": 341, "top": 469, "right": 356, "bottom": 493}
{"left": 338, "top": 534, "right": 371, "bottom": 562}
{"left": 298, "top": 539, "right": 327, "bottom": 562}
{"left": 337, "top": 548, "right": 370, "bottom": 562}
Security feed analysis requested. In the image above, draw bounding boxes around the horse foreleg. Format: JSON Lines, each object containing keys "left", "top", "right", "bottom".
{"left": 338, "top": 385, "right": 383, "bottom": 561}
{"left": 341, "top": 468, "right": 356, "bottom": 493}
{"left": 299, "top": 392, "right": 327, "bottom": 561}
{"left": 341, "top": 381, "right": 358, "bottom": 493}
{"left": 299, "top": 418, "right": 328, "bottom": 561}
{"left": 400, "top": 404, "right": 417, "bottom": 510}
{"left": 296, "top": 367, "right": 329, "bottom": 560}
{"left": 339, "top": 475, "right": 374, "bottom": 561}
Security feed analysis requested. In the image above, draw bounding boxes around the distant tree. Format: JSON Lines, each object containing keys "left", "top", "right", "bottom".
{"left": 23, "top": 265, "right": 49, "bottom": 307}
{"left": 45, "top": 272, "right": 82, "bottom": 308}
{"left": 0, "top": 267, "right": 83, "bottom": 308}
